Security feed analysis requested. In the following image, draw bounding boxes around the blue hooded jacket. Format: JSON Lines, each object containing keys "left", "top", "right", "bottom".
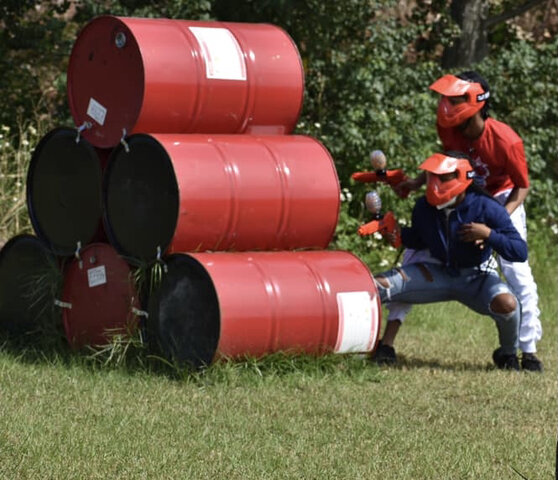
{"left": 401, "top": 189, "right": 527, "bottom": 269}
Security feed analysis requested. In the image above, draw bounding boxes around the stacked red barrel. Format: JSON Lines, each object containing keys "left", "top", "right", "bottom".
{"left": 1, "top": 16, "right": 381, "bottom": 365}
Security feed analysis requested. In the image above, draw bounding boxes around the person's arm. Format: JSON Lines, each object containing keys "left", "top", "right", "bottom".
{"left": 459, "top": 219, "right": 526, "bottom": 262}
{"left": 503, "top": 140, "right": 530, "bottom": 214}
{"left": 504, "top": 186, "right": 529, "bottom": 215}
{"left": 459, "top": 196, "right": 528, "bottom": 261}
{"left": 394, "top": 171, "right": 426, "bottom": 197}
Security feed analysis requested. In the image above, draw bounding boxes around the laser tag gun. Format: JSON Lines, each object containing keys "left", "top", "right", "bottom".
{"left": 358, "top": 191, "right": 402, "bottom": 248}
{"left": 351, "top": 150, "right": 411, "bottom": 198}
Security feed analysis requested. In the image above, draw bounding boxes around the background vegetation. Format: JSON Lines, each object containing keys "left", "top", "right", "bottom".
{"left": 0, "top": 2, "right": 556, "bottom": 477}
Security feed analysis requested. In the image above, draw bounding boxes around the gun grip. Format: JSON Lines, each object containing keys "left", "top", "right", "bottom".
{"left": 358, "top": 219, "right": 381, "bottom": 236}
{"left": 383, "top": 212, "right": 401, "bottom": 248}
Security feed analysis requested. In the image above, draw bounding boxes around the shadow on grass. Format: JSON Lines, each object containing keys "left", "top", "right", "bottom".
{"left": 0, "top": 330, "right": 180, "bottom": 379}
{"left": 2, "top": 327, "right": 503, "bottom": 382}
{"left": 0, "top": 330, "right": 71, "bottom": 363}
{"left": 376, "top": 354, "right": 495, "bottom": 373}
{"left": 0, "top": 330, "right": 388, "bottom": 385}
{"left": 2, "top": 325, "right": 501, "bottom": 381}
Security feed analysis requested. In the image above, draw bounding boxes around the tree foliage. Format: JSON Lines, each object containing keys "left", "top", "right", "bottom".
{"left": 0, "top": 0, "right": 556, "bottom": 265}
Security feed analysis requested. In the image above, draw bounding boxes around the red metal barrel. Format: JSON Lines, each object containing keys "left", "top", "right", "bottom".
{"left": 60, "top": 243, "right": 138, "bottom": 348}
{"left": 146, "top": 250, "right": 381, "bottom": 368}
{"left": 103, "top": 134, "right": 340, "bottom": 262}
{"left": 26, "top": 127, "right": 105, "bottom": 256}
{"left": 67, "top": 15, "right": 304, "bottom": 148}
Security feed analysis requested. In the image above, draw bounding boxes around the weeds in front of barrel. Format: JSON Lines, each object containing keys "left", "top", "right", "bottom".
{"left": 85, "top": 326, "right": 148, "bottom": 368}
{"left": 181, "top": 351, "right": 383, "bottom": 388}
{"left": 0, "top": 122, "right": 46, "bottom": 242}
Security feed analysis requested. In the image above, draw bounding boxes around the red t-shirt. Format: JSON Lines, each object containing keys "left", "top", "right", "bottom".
{"left": 437, "top": 117, "right": 529, "bottom": 196}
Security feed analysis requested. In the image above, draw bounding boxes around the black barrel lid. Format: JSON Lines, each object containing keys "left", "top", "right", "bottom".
{"left": 146, "top": 254, "right": 219, "bottom": 368}
{"left": 26, "top": 127, "right": 103, "bottom": 256}
{"left": 103, "top": 134, "right": 179, "bottom": 263}
{"left": 0, "top": 234, "right": 61, "bottom": 337}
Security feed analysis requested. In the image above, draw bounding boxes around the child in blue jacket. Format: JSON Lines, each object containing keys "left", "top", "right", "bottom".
{"left": 373, "top": 151, "right": 527, "bottom": 370}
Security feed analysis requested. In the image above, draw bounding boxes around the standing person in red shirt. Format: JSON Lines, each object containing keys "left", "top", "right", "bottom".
{"left": 373, "top": 71, "right": 543, "bottom": 372}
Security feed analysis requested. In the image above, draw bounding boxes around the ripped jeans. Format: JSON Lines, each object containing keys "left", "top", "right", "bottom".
{"left": 375, "top": 262, "right": 520, "bottom": 354}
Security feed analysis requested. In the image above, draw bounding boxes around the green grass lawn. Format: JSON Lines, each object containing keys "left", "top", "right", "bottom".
{"left": 0, "top": 227, "right": 555, "bottom": 479}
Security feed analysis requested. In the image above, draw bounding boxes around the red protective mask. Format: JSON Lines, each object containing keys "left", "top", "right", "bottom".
{"left": 419, "top": 153, "right": 474, "bottom": 208}
{"left": 430, "top": 75, "right": 489, "bottom": 128}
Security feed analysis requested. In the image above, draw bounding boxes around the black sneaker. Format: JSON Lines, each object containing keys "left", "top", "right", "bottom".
{"left": 521, "top": 353, "right": 543, "bottom": 372}
{"left": 371, "top": 342, "right": 396, "bottom": 365}
{"left": 492, "top": 348, "right": 520, "bottom": 371}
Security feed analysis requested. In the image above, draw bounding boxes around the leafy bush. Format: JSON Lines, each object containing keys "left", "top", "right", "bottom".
{"left": 482, "top": 38, "right": 558, "bottom": 221}
{"left": 326, "top": 35, "right": 558, "bottom": 267}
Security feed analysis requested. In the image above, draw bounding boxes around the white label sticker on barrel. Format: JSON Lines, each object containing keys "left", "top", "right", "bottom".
{"left": 87, "top": 265, "right": 107, "bottom": 288}
{"left": 189, "top": 27, "right": 247, "bottom": 81}
{"left": 86, "top": 97, "right": 107, "bottom": 126}
{"left": 335, "top": 291, "right": 378, "bottom": 353}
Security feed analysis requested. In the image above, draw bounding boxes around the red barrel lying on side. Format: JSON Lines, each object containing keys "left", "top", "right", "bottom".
{"left": 146, "top": 250, "right": 381, "bottom": 368}
{"left": 67, "top": 16, "right": 304, "bottom": 148}
{"left": 103, "top": 134, "right": 340, "bottom": 262}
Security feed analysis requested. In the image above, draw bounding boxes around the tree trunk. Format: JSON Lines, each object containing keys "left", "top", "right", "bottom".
{"left": 442, "top": 0, "right": 489, "bottom": 69}
{"left": 442, "top": 0, "right": 550, "bottom": 69}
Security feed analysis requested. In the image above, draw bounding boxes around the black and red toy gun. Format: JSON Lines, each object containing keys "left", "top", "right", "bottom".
{"left": 357, "top": 191, "right": 402, "bottom": 248}
{"left": 351, "top": 150, "right": 411, "bottom": 199}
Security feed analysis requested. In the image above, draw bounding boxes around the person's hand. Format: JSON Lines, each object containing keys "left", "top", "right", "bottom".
{"left": 383, "top": 221, "right": 401, "bottom": 246}
{"left": 458, "top": 222, "right": 491, "bottom": 249}
{"left": 393, "top": 177, "right": 421, "bottom": 198}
